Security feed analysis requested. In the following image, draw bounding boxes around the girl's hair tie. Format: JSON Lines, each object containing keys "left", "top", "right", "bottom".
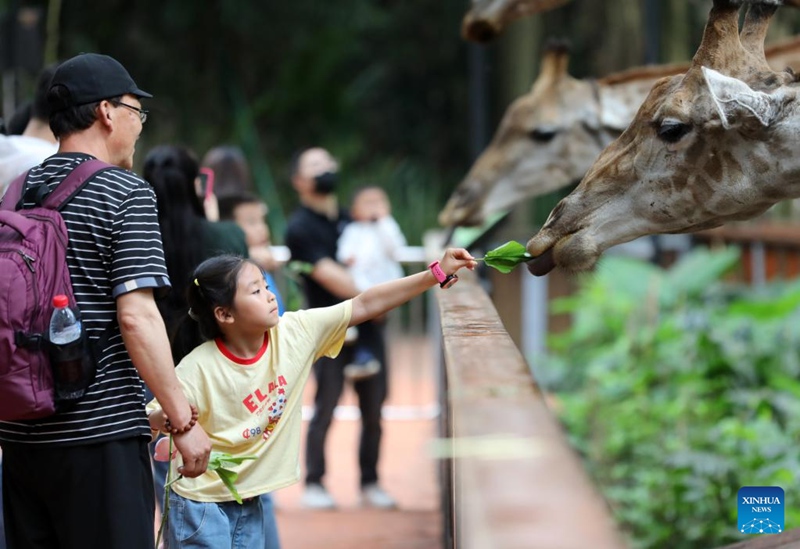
{"left": 194, "top": 278, "right": 200, "bottom": 287}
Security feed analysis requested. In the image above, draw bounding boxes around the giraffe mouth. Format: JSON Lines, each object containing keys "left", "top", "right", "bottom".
{"left": 526, "top": 247, "right": 556, "bottom": 276}
{"left": 526, "top": 225, "right": 601, "bottom": 276}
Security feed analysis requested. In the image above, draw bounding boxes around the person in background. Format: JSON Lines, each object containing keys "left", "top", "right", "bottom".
{"left": 218, "top": 191, "right": 283, "bottom": 312}
{"left": 0, "top": 53, "right": 211, "bottom": 549}
{"left": 203, "top": 143, "right": 282, "bottom": 307}
{"left": 4, "top": 101, "right": 32, "bottom": 135}
{"left": 0, "top": 64, "right": 59, "bottom": 193}
{"left": 147, "top": 248, "right": 476, "bottom": 547}
{"left": 201, "top": 145, "right": 256, "bottom": 200}
{"left": 336, "top": 185, "right": 407, "bottom": 380}
{"left": 142, "top": 144, "right": 281, "bottom": 548}
{"left": 285, "top": 147, "right": 397, "bottom": 510}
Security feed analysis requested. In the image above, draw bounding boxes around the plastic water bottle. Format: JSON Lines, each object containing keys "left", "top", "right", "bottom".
{"left": 49, "top": 294, "right": 84, "bottom": 398}
{"left": 50, "top": 295, "right": 81, "bottom": 345}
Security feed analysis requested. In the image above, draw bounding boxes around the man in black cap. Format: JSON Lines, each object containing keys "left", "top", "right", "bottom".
{"left": 0, "top": 53, "right": 211, "bottom": 549}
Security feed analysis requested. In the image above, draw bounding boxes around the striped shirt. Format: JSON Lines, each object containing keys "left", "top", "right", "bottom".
{"left": 0, "top": 153, "right": 171, "bottom": 446}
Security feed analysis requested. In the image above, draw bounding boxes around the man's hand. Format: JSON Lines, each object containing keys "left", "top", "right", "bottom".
{"left": 172, "top": 424, "right": 212, "bottom": 478}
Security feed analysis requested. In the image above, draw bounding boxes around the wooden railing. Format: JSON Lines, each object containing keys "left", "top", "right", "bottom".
{"left": 433, "top": 273, "right": 626, "bottom": 549}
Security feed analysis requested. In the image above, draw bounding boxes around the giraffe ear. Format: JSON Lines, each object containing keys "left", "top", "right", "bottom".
{"left": 702, "top": 66, "right": 780, "bottom": 129}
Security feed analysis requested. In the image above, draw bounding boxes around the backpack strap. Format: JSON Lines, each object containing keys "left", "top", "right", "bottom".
{"left": 0, "top": 171, "right": 29, "bottom": 212}
{"left": 42, "top": 159, "right": 115, "bottom": 211}
{"left": 0, "top": 159, "right": 115, "bottom": 212}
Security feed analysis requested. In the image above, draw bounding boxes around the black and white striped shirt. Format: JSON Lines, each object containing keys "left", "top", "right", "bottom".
{"left": 0, "top": 153, "right": 171, "bottom": 446}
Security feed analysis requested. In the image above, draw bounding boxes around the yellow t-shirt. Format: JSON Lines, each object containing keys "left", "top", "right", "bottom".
{"left": 147, "top": 300, "right": 351, "bottom": 502}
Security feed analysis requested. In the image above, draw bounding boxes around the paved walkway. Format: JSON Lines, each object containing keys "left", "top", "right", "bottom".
{"left": 273, "top": 334, "right": 443, "bottom": 549}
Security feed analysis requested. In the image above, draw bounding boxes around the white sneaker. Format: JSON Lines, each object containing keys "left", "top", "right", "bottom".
{"left": 300, "top": 484, "right": 336, "bottom": 510}
{"left": 360, "top": 483, "right": 397, "bottom": 509}
{"left": 343, "top": 359, "right": 381, "bottom": 381}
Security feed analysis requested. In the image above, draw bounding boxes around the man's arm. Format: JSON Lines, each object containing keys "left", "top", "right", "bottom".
{"left": 312, "top": 257, "right": 361, "bottom": 299}
{"left": 117, "top": 288, "right": 211, "bottom": 477}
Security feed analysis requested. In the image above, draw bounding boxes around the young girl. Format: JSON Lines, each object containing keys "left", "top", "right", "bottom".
{"left": 147, "top": 248, "right": 476, "bottom": 548}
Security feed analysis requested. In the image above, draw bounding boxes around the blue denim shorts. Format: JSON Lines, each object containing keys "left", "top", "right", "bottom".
{"left": 166, "top": 490, "right": 280, "bottom": 549}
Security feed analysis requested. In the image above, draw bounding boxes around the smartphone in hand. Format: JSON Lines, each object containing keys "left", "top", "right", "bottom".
{"left": 198, "top": 168, "right": 215, "bottom": 200}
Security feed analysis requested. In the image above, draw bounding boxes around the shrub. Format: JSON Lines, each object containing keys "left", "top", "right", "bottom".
{"left": 540, "top": 247, "right": 800, "bottom": 548}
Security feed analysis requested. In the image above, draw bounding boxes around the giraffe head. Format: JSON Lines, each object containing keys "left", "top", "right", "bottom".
{"left": 438, "top": 43, "right": 688, "bottom": 228}
{"left": 462, "top": 0, "right": 572, "bottom": 42}
{"left": 526, "top": 0, "right": 799, "bottom": 276}
{"left": 440, "top": 41, "right": 610, "bottom": 227}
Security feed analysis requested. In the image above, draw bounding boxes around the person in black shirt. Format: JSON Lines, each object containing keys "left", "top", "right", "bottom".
{"left": 285, "top": 147, "right": 397, "bottom": 509}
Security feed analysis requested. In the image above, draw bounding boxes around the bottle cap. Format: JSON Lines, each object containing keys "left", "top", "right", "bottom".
{"left": 53, "top": 295, "right": 69, "bottom": 308}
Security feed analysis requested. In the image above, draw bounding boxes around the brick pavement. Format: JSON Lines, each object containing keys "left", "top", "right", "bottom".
{"left": 273, "top": 334, "right": 443, "bottom": 549}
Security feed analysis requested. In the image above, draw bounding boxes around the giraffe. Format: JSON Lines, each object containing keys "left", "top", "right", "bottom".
{"left": 461, "top": 0, "right": 800, "bottom": 43}
{"left": 524, "top": 0, "right": 800, "bottom": 276}
{"left": 462, "top": 0, "right": 572, "bottom": 42}
{"left": 439, "top": 35, "right": 800, "bottom": 228}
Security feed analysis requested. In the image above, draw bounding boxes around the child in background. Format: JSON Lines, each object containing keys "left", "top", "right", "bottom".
{"left": 147, "top": 248, "right": 476, "bottom": 548}
{"left": 336, "top": 186, "right": 407, "bottom": 380}
{"left": 218, "top": 191, "right": 284, "bottom": 314}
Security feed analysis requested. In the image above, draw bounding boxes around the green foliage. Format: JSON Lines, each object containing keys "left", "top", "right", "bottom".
{"left": 476, "top": 240, "right": 531, "bottom": 273}
{"left": 46, "top": 0, "right": 470, "bottom": 245}
{"left": 207, "top": 451, "right": 258, "bottom": 504}
{"left": 541, "top": 248, "right": 800, "bottom": 548}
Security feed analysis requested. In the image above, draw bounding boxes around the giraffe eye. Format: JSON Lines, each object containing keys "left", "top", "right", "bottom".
{"left": 528, "top": 128, "right": 558, "bottom": 142}
{"left": 656, "top": 121, "right": 691, "bottom": 143}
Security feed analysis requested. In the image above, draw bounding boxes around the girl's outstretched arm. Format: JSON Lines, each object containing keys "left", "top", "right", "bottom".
{"left": 350, "top": 248, "right": 477, "bottom": 326}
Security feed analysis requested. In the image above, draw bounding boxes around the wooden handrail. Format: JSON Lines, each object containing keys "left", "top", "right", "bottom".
{"left": 435, "top": 275, "right": 626, "bottom": 549}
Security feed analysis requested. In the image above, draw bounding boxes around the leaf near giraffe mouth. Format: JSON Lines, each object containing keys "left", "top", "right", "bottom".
{"left": 474, "top": 240, "right": 533, "bottom": 273}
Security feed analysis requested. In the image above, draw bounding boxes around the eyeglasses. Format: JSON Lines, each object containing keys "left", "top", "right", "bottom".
{"left": 114, "top": 101, "right": 148, "bottom": 124}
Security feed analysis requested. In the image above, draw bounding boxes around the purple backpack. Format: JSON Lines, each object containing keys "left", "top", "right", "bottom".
{"left": 0, "top": 160, "right": 111, "bottom": 420}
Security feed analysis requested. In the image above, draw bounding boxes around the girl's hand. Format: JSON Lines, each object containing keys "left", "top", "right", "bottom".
{"left": 440, "top": 248, "right": 478, "bottom": 276}
{"left": 148, "top": 408, "right": 167, "bottom": 433}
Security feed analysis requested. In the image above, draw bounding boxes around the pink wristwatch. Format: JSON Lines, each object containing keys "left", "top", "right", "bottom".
{"left": 428, "top": 260, "right": 458, "bottom": 289}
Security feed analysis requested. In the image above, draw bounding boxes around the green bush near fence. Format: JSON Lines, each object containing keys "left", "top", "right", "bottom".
{"left": 537, "top": 248, "right": 800, "bottom": 548}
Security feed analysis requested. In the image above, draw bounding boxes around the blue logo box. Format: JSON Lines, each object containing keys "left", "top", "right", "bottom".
{"left": 738, "top": 486, "right": 784, "bottom": 534}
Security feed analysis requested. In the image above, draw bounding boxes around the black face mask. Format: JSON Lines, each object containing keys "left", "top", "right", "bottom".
{"left": 314, "top": 171, "right": 338, "bottom": 194}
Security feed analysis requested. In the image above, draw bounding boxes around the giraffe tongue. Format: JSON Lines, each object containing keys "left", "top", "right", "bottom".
{"left": 526, "top": 248, "right": 556, "bottom": 277}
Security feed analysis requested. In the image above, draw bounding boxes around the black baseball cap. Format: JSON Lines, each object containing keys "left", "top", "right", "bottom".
{"left": 48, "top": 53, "right": 152, "bottom": 112}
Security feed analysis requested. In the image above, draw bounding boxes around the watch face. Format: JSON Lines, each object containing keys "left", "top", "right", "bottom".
{"left": 442, "top": 274, "right": 458, "bottom": 289}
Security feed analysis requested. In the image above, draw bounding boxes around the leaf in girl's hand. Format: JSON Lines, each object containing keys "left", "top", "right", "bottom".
{"left": 215, "top": 467, "right": 244, "bottom": 504}
{"left": 207, "top": 451, "right": 257, "bottom": 504}
{"left": 477, "top": 241, "right": 532, "bottom": 273}
{"left": 208, "top": 451, "right": 257, "bottom": 470}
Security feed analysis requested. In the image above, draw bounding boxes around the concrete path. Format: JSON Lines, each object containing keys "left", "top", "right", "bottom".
{"left": 273, "top": 334, "right": 443, "bottom": 549}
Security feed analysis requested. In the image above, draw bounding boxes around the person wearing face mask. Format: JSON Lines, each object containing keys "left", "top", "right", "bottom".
{"left": 285, "top": 147, "right": 397, "bottom": 510}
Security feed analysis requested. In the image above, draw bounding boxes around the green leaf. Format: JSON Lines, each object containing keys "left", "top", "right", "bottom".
{"left": 476, "top": 240, "right": 531, "bottom": 274}
{"left": 216, "top": 467, "right": 244, "bottom": 504}
{"left": 287, "top": 260, "right": 314, "bottom": 276}
{"left": 207, "top": 451, "right": 257, "bottom": 504}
